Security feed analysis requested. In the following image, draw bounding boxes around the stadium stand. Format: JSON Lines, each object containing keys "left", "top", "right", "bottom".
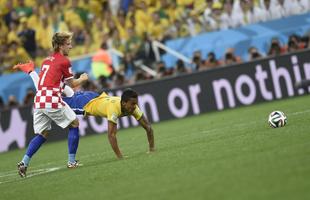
{"left": 0, "top": 0, "right": 309, "bottom": 109}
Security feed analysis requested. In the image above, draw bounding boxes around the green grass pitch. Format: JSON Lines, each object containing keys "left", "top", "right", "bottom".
{"left": 1, "top": 95, "right": 310, "bottom": 200}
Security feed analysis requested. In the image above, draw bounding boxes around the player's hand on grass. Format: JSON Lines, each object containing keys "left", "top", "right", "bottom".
{"left": 147, "top": 147, "right": 155, "bottom": 154}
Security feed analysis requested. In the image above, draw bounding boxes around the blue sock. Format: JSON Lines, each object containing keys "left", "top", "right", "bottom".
{"left": 68, "top": 127, "right": 79, "bottom": 163}
{"left": 22, "top": 134, "right": 46, "bottom": 166}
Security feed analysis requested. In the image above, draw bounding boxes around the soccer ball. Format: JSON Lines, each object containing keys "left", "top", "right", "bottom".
{"left": 268, "top": 111, "right": 287, "bottom": 128}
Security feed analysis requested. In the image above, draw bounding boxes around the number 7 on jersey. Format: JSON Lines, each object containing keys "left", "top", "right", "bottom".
{"left": 39, "top": 64, "right": 50, "bottom": 86}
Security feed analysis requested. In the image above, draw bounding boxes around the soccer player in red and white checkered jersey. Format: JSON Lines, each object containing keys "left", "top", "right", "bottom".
{"left": 17, "top": 32, "right": 88, "bottom": 177}
{"left": 14, "top": 64, "right": 156, "bottom": 161}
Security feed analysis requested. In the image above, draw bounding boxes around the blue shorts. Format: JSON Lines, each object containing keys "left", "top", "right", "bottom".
{"left": 63, "top": 91, "right": 99, "bottom": 115}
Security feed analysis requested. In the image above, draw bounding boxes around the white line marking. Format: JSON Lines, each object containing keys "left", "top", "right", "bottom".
{"left": 0, "top": 162, "right": 55, "bottom": 176}
{"left": 0, "top": 172, "right": 18, "bottom": 178}
{"left": 0, "top": 167, "right": 62, "bottom": 185}
{"left": 289, "top": 109, "right": 310, "bottom": 116}
{"left": 26, "top": 167, "right": 61, "bottom": 178}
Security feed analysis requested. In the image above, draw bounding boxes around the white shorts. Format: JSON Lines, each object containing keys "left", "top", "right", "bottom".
{"left": 33, "top": 103, "right": 77, "bottom": 134}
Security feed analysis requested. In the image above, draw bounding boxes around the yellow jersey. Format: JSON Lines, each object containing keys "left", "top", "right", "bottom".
{"left": 83, "top": 92, "right": 143, "bottom": 124}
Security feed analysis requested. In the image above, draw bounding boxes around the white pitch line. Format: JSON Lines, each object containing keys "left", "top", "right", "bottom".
{"left": 0, "top": 172, "right": 18, "bottom": 178}
{"left": 0, "top": 162, "right": 55, "bottom": 176}
{"left": 0, "top": 167, "right": 62, "bottom": 185}
{"left": 289, "top": 109, "right": 310, "bottom": 116}
{"left": 26, "top": 167, "right": 62, "bottom": 178}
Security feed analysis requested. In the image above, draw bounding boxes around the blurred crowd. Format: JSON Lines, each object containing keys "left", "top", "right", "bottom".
{"left": 0, "top": 0, "right": 310, "bottom": 110}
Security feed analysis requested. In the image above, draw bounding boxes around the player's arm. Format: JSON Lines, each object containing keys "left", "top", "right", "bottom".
{"left": 107, "top": 121, "right": 123, "bottom": 159}
{"left": 29, "top": 71, "right": 39, "bottom": 90}
{"left": 66, "top": 73, "right": 88, "bottom": 88}
{"left": 63, "top": 84, "right": 74, "bottom": 97}
{"left": 138, "top": 115, "right": 155, "bottom": 152}
{"left": 62, "top": 60, "right": 88, "bottom": 88}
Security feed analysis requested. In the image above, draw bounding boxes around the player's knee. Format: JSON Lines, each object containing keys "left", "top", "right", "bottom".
{"left": 70, "top": 118, "right": 79, "bottom": 128}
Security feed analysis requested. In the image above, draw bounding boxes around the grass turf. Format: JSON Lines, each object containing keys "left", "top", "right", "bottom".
{"left": 0, "top": 95, "right": 309, "bottom": 200}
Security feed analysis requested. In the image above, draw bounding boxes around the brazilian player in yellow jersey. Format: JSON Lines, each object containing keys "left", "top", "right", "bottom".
{"left": 14, "top": 62, "right": 154, "bottom": 161}
{"left": 83, "top": 89, "right": 155, "bottom": 158}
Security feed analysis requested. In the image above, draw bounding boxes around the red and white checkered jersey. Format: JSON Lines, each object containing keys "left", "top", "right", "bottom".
{"left": 34, "top": 52, "right": 73, "bottom": 109}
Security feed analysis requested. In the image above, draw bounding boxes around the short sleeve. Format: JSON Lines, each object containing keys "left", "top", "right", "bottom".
{"left": 132, "top": 106, "right": 143, "bottom": 121}
{"left": 62, "top": 57, "right": 74, "bottom": 80}
{"left": 106, "top": 106, "right": 119, "bottom": 124}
